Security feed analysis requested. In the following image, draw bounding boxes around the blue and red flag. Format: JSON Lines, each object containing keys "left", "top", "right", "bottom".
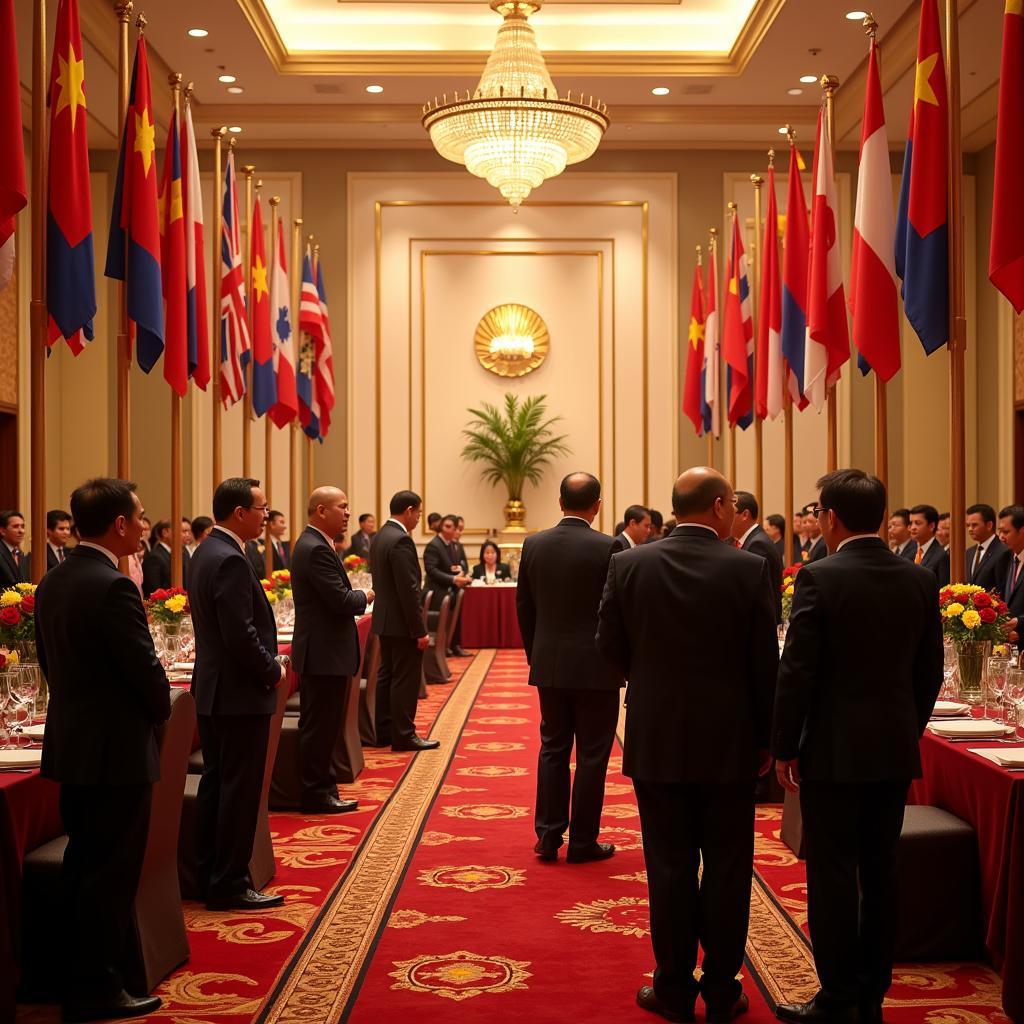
{"left": 268, "top": 217, "right": 298, "bottom": 428}
{"left": 781, "top": 141, "right": 809, "bottom": 409}
{"left": 756, "top": 162, "right": 784, "bottom": 421}
{"left": 159, "top": 106, "right": 187, "bottom": 396}
{"left": 0, "top": 0, "right": 26, "bottom": 292}
{"left": 314, "top": 257, "right": 335, "bottom": 439}
{"left": 722, "top": 208, "right": 753, "bottom": 429}
{"left": 895, "top": 0, "right": 948, "bottom": 354}
{"left": 297, "top": 245, "right": 322, "bottom": 440}
{"left": 682, "top": 250, "right": 705, "bottom": 436}
{"left": 182, "top": 97, "right": 209, "bottom": 388}
{"left": 104, "top": 32, "right": 163, "bottom": 371}
{"left": 219, "top": 151, "right": 249, "bottom": 406}
{"left": 702, "top": 241, "right": 720, "bottom": 438}
{"left": 250, "top": 197, "right": 276, "bottom": 417}
{"left": 45, "top": 0, "right": 94, "bottom": 352}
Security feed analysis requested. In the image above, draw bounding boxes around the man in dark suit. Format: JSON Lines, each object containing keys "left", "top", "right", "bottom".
{"left": 423, "top": 514, "right": 471, "bottom": 657}
{"left": 141, "top": 520, "right": 191, "bottom": 596}
{"left": 764, "top": 513, "right": 787, "bottom": 560}
{"left": 966, "top": 503, "right": 1012, "bottom": 596}
{"left": 998, "top": 505, "right": 1024, "bottom": 651}
{"left": 773, "top": 470, "right": 943, "bottom": 1024}
{"left": 247, "top": 510, "right": 291, "bottom": 576}
{"left": 597, "top": 467, "right": 776, "bottom": 1024}
{"left": 189, "top": 478, "right": 286, "bottom": 912}
{"left": 612, "top": 504, "right": 652, "bottom": 553}
{"left": 35, "top": 478, "right": 170, "bottom": 1021}
{"left": 45, "top": 508, "right": 73, "bottom": 573}
{"left": 291, "top": 487, "right": 373, "bottom": 813}
{"left": 888, "top": 508, "right": 917, "bottom": 561}
{"left": 732, "top": 490, "right": 784, "bottom": 623}
{"left": 345, "top": 513, "right": 377, "bottom": 560}
{"left": 0, "top": 509, "right": 29, "bottom": 586}
{"left": 370, "top": 490, "right": 436, "bottom": 751}
{"left": 800, "top": 505, "right": 827, "bottom": 563}
{"left": 517, "top": 472, "right": 624, "bottom": 865}
{"left": 909, "top": 503, "right": 950, "bottom": 586}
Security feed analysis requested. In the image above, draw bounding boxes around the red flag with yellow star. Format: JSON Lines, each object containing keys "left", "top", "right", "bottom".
{"left": 250, "top": 196, "right": 276, "bottom": 416}
{"left": 104, "top": 32, "right": 163, "bottom": 371}
{"left": 682, "top": 253, "right": 705, "bottom": 435}
{"left": 160, "top": 106, "right": 187, "bottom": 396}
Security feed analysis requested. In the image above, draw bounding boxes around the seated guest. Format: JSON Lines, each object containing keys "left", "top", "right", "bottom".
{"left": 346, "top": 513, "right": 377, "bottom": 559}
{"left": 141, "top": 520, "right": 172, "bottom": 597}
{"left": 732, "top": 491, "right": 784, "bottom": 623}
{"left": 966, "top": 503, "right": 1012, "bottom": 594}
{"left": 647, "top": 508, "right": 665, "bottom": 542}
{"left": 191, "top": 515, "right": 214, "bottom": 546}
{"left": 423, "top": 514, "right": 471, "bottom": 657}
{"left": 0, "top": 509, "right": 29, "bottom": 586}
{"left": 472, "top": 539, "right": 512, "bottom": 581}
{"left": 247, "top": 510, "right": 290, "bottom": 575}
{"left": 889, "top": 508, "right": 917, "bottom": 561}
{"left": 998, "top": 505, "right": 1024, "bottom": 650}
{"left": 801, "top": 504, "right": 827, "bottom": 563}
{"left": 613, "top": 505, "right": 652, "bottom": 552}
{"left": 937, "top": 512, "right": 951, "bottom": 552}
{"left": 909, "top": 503, "right": 950, "bottom": 586}
{"left": 46, "top": 508, "right": 73, "bottom": 571}
{"left": 427, "top": 512, "right": 442, "bottom": 535}
{"left": 36, "top": 478, "right": 170, "bottom": 1022}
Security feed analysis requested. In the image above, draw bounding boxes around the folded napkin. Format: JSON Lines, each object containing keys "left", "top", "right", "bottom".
{"left": 968, "top": 746, "right": 1024, "bottom": 767}
{"left": 931, "top": 700, "right": 971, "bottom": 716}
{"left": 928, "top": 719, "right": 1010, "bottom": 738}
{"left": 0, "top": 748, "right": 42, "bottom": 768}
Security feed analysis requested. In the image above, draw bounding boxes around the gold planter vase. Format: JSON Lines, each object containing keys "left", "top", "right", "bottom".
{"left": 503, "top": 498, "right": 527, "bottom": 533}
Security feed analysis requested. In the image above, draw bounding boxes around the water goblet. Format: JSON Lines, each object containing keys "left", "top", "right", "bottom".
{"left": 985, "top": 657, "right": 1009, "bottom": 720}
{"left": 941, "top": 642, "right": 959, "bottom": 700}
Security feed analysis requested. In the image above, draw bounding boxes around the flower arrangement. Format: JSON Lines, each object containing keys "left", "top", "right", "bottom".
{"left": 261, "top": 569, "right": 292, "bottom": 604}
{"left": 0, "top": 584, "right": 38, "bottom": 645}
{"left": 780, "top": 564, "right": 802, "bottom": 621}
{"left": 939, "top": 584, "right": 1011, "bottom": 646}
{"left": 343, "top": 554, "right": 368, "bottom": 575}
{"left": 0, "top": 646, "right": 20, "bottom": 670}
{"left": 146, "top": 587, "right": 190, "bottom": 625}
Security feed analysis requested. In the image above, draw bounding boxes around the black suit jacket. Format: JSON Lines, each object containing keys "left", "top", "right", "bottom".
{"left": 423, "top": 535, "right": 461, "bottom": 596}
{"left": 803, "top": 536, "right": 827, "bottom": 563}
{"left": 370, "top": 520, "right": 427, "bottom": 639}
{"left": 346, "top": 530, "right": 374, "bottom": 560}
{"left": 773, "top": 537, "right": 943, "bottom": 782}
{"left": 742, "top": 524, "right": 784, "bottom": 623}
{"left": 0, "top": 544, "right": 29, "bottom": 587}
{"left": 35, "top": 546, "right": 170, "bottom": 785}
{"left": 471, "top": 562, "right": 512, "bottom": 580}
{"left": 611, "top": 533, "right": 634, "bottom": 554}
{"left": 291, "top": 526, "right": 368, "bottom": 677}
{"left": 597, "top": 525, "right": 777, "bottom": 783}
{"left": 918, "top": 539, "right": 950, "bottom": 587}
{"left": 896, "top": 539, "right": 918, "bottom": 562}
{"left": 45, "top": 545, "right": 64, "bottom": 574}
{"left": 140, "top": 544, "right": 189, "bottom": 595}
{"left": 516, "top": 518, "right": 622, "bottom": 691}
{"left": 188, "top": 529, "right": 280, "bottom": 716}
{"left": 247, "top": 537, "right": 290, "bottom": 576}
{"left": 1004, "top": 555, "right": 1024, "bottom": 651}
{"left": 967, "top": 537, "right": 1012, "bottom": 597}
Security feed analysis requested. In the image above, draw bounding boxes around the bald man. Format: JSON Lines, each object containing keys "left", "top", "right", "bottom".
{"left": 597, "top": 467, "right": 778, "bottom": 1024}
{"left": 290, "top": 488, "right": 374, "bottom": 813}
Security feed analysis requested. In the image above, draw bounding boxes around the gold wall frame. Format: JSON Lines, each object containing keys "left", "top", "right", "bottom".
{"left": 473, "top": 304, "right": 550, "bottom": 378}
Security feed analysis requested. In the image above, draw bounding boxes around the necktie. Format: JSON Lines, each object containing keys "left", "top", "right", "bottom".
{"left": 972, "top": 544, "right": 982, "bottom": 578}
{"left": 1014, "top": 556, "right": 1023, "bottom": 591}
{"left": 915, "top": 546, "right": 923, "bottom": 565}
{"left": 58, "top": 548, "right": 65, "bottom": 563}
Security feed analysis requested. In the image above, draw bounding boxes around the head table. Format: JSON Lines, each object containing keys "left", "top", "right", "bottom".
{"left": 458, "top": 583, "right": 522, "bottom": 649}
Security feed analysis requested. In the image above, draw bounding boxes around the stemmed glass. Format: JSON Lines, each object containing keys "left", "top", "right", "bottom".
{"left": 0, "top": 670, "right": 15, "bottom": 749}
{"left": 1003, "top": 668, "right": 1024, "bottom": 742}
{"left": 985, "top": 657, "right": 1009, "bottom": 721}
{"left": 941, "top": 641, "right": 959, "bottom": 700}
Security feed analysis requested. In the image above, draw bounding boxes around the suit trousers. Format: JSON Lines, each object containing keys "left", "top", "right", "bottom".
{"left": 534, "top": 687, "right": 619, "bottom": 851}
{"left": 375, "top": 636, "right": 423, "bottom": 748}
{"left": 59, "top": 782, "right": 152, "bottom": 1002}
{"left": 632, "top": 780, "right": 755, "bottom": 1012}
{"left": 299, "top": 673, "right": 347, "bottom": 803}
{"left": 196, "top": 712, "right": 272, "bottom": 898}
{"left": 799, "top": 780, "right": 910, "bottom": 1008}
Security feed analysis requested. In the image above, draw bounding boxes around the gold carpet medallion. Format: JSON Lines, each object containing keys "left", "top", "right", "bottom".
{"left": 387, "top": 909, "right": 467, "bottom": 929}
{"left": 473, "top": 716, "right": 529, "bottom": 725}
{"left": 593, "top": 826, "right": 644, "bottom": 850}
{"left": 601, "top": 804, "right": 639, "bottom": 819}
{"left": 186, "top": 897, "right": 318, "bottom": 944}
{"left": 419, "top": 831, "right": 486, "bottom": 845}
{"left": 440, "top": 803, "right": 530, "bottom": 821}
{"left": 457, "top": 765, "right": 529, "bottom": 778}
{"left": 555, "top": 896, "right": 651, "bottom": 938}
{"left": 611, "top": 870, "right": 648, "bottom": 883}
{"left": 466, "top": 741, "right": 526, "bottom": 752}
{"left": 474, "top": 702, "right": 530, "bottom": 710}
{"left": 156, "top": 970, "right": 264, "bottom": 1016}
{"left": 418, "top": 865, "right": 527, "bottom": 892}
{"left": 388, "top": 950, "right": 532, "bottom": 1002}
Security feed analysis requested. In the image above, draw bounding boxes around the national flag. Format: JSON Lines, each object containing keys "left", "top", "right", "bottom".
{"left": 219, "top": 150, "right": 249, "bottom": 406}
{"left": 851, "top": 36, "right": 901, "bottom": 381}
{"left": 804, "top": 108, "right": 850, "bottom": 410}
{"left": 268, "top": 218, "right": 297, "bottom": 428}
{"left": 722, "top": 209, "right": 754, "bottom": 429}
{"left": 104, "top": 33, "right": 163, "bottom": 371}
{"left": 756, "top": 163, "right": 784, "bottom": 420}
{"left": 158, "top": 105, "right": 187, "bottom": 396}
{"left": 895, "top": 0, "right": 948, "bottom": 353}
{"left": 297, "top": 246, "right": 322, "bottom": 440}
{"left": 45, "top": 0, "right": 94, "bottom": 352}
{"left": 250, "top": 197, "right": 275, "bottom": 417}
{"left": 314, "top": 257, "right": 336, "bottom": 439}
{"left": 781, "top": 141, "right": 810, "bottom": 409}
{"left": 682, "top": 253, "right": 705, "bottom": 435}
{"left": 0, "top": 0, "right": 26, "bottom": 292}
{"left": 182, "top": 97, "right": 209, "bottom": 388}
{"left": 702, "top": 240, "right": 721, "bottom": 438}
{"left": 989, "top": 0, "right": 1024, "bottom": 313}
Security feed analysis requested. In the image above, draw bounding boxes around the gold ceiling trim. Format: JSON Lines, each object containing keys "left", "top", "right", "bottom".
{"left": 236, "top": 0, "right": 785, "bottom": 77}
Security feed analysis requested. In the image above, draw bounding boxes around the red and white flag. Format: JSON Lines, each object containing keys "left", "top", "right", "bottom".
{"left": 182, "top": 98, "right": 209, "bottom": 389}
{"left": 268, "top": 217, "right": 298, "bottom": 428}
{"left": 219, "top": 150, "right": 250, "bottom": 406}
{"left": 756, "top": 162, "right": 784, "bottom": 420}
{"left": 314, "top": 256, "right": 335, "bottom": 439}
{"left": 850, "top": 37, "right": 901, "bottom": 381}
{"left": 0, "top": 0, "right": 27, "bottom": 291}
{"left": 804, "top": 108, "right": 850, "bottom": 410}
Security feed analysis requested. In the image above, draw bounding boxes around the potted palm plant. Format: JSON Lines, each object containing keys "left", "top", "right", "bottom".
{"left": 461, "top": 393, "right": 571, "bottom": 531}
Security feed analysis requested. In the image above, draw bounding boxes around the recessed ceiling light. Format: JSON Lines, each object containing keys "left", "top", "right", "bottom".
{"left": 227, "top": 86, "right": 244, "bottom": 94}
{"left": 219, "top": 74, "right": 236, "bottom": 83}
{"left": 799, "top": 75, "right": 817, "bottom": 84}
{"left": 651, "top": 86, "right": 670, "bottom": 96}
{"left": 845, "top": 10, "right": 868, "bottom": 19}
{"left": 228, "top": 125, "right": 242, "bottom": 133}
{"left": 365, "top": 84, "right": 384, "bottom": 94}
{"left": 778, "top": 126, "right": 789, "bottom": 135}
{"left": 787, "top": 88, "right": 803, "bottom": 95}
{"left": 187, "top": 27, "right": 208, "bottom": 37}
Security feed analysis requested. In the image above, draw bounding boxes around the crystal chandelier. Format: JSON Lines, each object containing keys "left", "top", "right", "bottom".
{"left": 422, "top": 0, "right": 609, "bottom": 207}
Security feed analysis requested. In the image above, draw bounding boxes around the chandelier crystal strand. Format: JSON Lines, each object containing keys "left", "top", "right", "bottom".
{"left": 423, "top": 0, "right": 609, "bottom": 207}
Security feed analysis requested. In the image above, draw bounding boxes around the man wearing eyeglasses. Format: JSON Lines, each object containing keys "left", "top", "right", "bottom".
{"left": 800, "top": 504, "right": 828, "bottom": 563}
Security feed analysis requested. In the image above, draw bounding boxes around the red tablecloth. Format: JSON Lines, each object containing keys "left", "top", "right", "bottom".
{"left": 459, "top": 586, "right": 522, "bottom": 648}
{"left": 909, "top": 731, "right": 1024, "bottom": 1021}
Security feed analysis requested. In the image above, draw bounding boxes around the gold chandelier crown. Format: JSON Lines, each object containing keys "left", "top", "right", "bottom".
{"left": 422, "top": 0, "right": 609, "bottom": 207}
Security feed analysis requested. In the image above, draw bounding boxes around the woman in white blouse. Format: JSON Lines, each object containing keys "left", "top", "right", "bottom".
{"left": 471, "top": 540, "right": 511, "bottom": 583}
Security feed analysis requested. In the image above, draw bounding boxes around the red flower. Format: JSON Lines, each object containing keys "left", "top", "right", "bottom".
{"left": 149, "top": 588, "right": 168, "bottom": 603}
{"left": 262, "top": 581, "right": 275, "bottom": 591}
{"left": 0, "top": 652, "right": 6, "bottom": 669}
{"left": 939, "top": 588, "right": 953, "bottom": 603}
{"left": 19, "top": 594, "right": 34, "bottom": 614}
{"left": 979, "top": 607, "right": 997, "bottom": 624}
{"left": 0, "top": 607, "right": 21, "bottom": 627}
{"left": 972, "top": 592, "right": 992, "bottom": 609}
{"left": 998, "top": 601, "right": 1009, "bottom": 615}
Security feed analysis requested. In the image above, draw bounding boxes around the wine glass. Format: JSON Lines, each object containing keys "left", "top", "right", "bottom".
{"left": 941, "top": 641, "right": 959, "bottom": 701}
{"left": 985, "top": 657, "right": 1009, "bottom": 721}
{"left": 14, "top": 664, "right": 39, "bottom": 722}
{"left": 0, "top": 670, "right": 15, "bottom": 749}
{"left": 1003, "top": 668, "right": 1024, "bottom": 741}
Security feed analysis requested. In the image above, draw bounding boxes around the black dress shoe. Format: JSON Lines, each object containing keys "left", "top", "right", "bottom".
{"left": 63, "top": 991, "right": 162, "bottom": 1023}
{"left": 451, "top": 645, "right": 470, "bottom": 657}
{"left": 206, "top": 888, "right": 285, "bottom": 911}
{"left": 533, "top": 840, "right": 559, "bottom": 862}
{"left": 636, "top": 984, "right": 695, "bottom": 1023}
{"left": 392, "top": 736, "right": 440, "bottom": 751}
{"left": 859, "top": 1003, "right": 884, "bottom": 1023}
{"left": 566, "top": 842, "right": 615, "bottom": 864}
{"left": 776, "top": 996, "right": 860, "bottom": 1024}
{"left": 301, "top": 796, "right": 359, "bottom": 814}
{"left": 706, "top": 993, "right": 749, "bottom": 1023}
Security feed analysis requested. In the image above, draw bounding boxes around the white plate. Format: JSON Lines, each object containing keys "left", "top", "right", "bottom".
{"left": 929, "top": 719, "right": 1013, "bottom": 738}
{"left": 170, "top": 662, "right": 194, "bottom": 672}
{"left": 0, "top": 748, "right": 42, "bottom": 767}
{"left": 969, "top": 746, "right": 1024, "bottom": 767}
{"left": 932, "top": 700, "right": 971, "bottom": 716}
{"left": 23, "top": 724, "right": 45, "bottom": 740}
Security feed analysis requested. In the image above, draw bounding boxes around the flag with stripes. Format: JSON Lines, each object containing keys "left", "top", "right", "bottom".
{"left": 268, "top": 217, "right": 298, "bottom": 428}
{"left": 297, "top": 245, "right": 322, "bottom": 440}
{"left": 756, "top": 163, "right": 784, "bottom": 420}
{"left": 781, "top": 141, "right": 810, "bottom": 409}
{"left": 314, "top": 257, "right": 335, "bottom": 439}
{"left": 219, "top": 150, "right": 249, "bottom": 406}
{"left": 182, "top": 98, "right": 209, "bottom": 388}
{"left": 723, "top": 209, "right": 754, "bottom": 429}
{"left": 158, "top": 105, "right": 187, "bottom": 396}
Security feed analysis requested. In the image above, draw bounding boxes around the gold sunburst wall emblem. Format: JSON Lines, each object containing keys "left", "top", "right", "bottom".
{"left": 474, "top": 303, "right": 550, "bottom": 378}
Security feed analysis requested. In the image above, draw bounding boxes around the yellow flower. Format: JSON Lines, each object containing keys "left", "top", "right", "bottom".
{"left": 962, "top": 609, "right": 981, "bottom": 629}
{"left": 944, "top": 602, "right": 965, "bottom": 618}
{"left": 164, "top": 595, "right": 187, "bottom": 614}
{"left": 784, "top": 584, "right": 795, "bottom": 596}
{"left": 0, "top": 648, "right": 19, "bottom": 665}
{"left": 266, "top": 590, "right": 278, "bottom": 604}
{"left": 15, "top": 582, "right": 35, "bottom": 594}
{"left": 0, "top": 590, "right": 22, "bottom": 607}
{"left": 282, "top": 588, "right": 292, "bottom": 600}
{"left": 260, "top": 579, "right": 272, "bottom": 588}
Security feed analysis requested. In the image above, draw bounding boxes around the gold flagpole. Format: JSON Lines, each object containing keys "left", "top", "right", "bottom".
{"left": 306, "top": 236, "right": 317, "bottom": 492}
{"left": 241, "top": 163, "right": 256, "bottom": 477}
{"left": 29, "top": 0, "right": 48, "bottom": 582}
{"left": 708, "top": 226, "right": 719, "bottom": 470}
{"left": 821, "top": 73, "right": 840, "bottom": 473}
{"left": 264, "top": 196, "right": 281, "bottom": 579}
{"left": 726, "top": 203, "right": 738, "bottom": 486}
{"left": 783, "top": 129, "right": 797, "bottom": 568}
{"left": 210, "top": 127, "right": 225, "bottom": 492}
{"left": 291, "top": 217, "right": 303, "bottom": 534}
{"left": 750, "top": 173, "right": 764, "bottom": 509}
{"left": 168, "top": 73, "right": 184, "bottom": 590}
{"left": 945, "top": 0, "right": 966, "bottom": 583}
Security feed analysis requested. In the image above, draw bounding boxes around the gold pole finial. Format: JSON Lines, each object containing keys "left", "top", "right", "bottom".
{"left": 115, "top": 1, "right": 133, "bottom": 23}
{"left": 709, "top": 226, "right": 718, "bottom": 240}
{"left": 135, "top": 11, "right": 146, "bottom": 32}
{"left": 255, "top": 178, "right": 263, "bottom": 191}
{"left": 184, "top": 82, "right": 194, "bottom": 103}
{"left": 210, "top": 125, "right": 225, "bottom": 140}
{"left": 727, "top": 201, "right": 737, "bottom": 215}
{"left": 228, "top": 136, "right": 237, "bottom": 151}
{"left": 242, "top": 163, "right": 255, "bottom": 178}
{"left": 820, "top": 73, "right": 839, "bottom": 96}
{"left": 750, "top": 173, "right": 763, "bottom": 188}
{"left": 863, "top": 11, "right": 878, "bottom": 38}
{"left": 294, "top": 217, "right": 304, "bottom": 226}
{"left": 785, "top": 124, "right": 797, "bottom": 145}
{"left": 168, "top": 71, "right": 182, "bottom": 90}
{"left": 768, "top": 148, "right": 775, "bottom": 167}
{"left": 695, "top": 243, "right": 702, "bottom": 257}
{"left": 270, "top": 195, "right": 281, "bottom": 207}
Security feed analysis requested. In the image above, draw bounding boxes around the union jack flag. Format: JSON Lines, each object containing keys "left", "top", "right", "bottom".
{"left": 219, "top": 150, "right": 249, "bottom": 406}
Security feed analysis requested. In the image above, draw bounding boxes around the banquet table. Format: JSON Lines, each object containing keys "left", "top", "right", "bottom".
{"left": 909, "top": 731, "right": 1024, "bottom": 1021}
{"left": 458, "top": 584, "right": 522, "bottom": 648}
